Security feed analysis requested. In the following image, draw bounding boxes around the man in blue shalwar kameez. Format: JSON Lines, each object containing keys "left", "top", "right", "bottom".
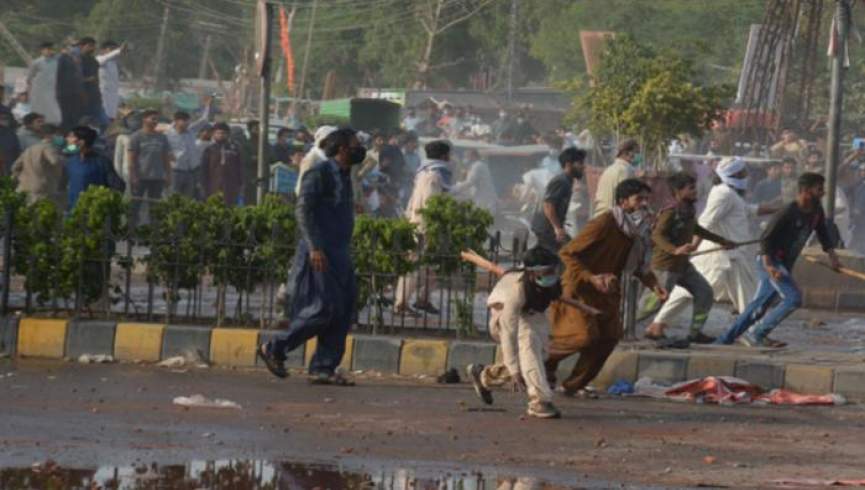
{"left": 258, "top": 128, "right": 366, "bottom": 385}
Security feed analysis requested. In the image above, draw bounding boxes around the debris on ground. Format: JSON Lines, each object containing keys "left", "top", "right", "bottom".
{"left": 78, "top": 354, "right": 115, "bottom": 364}
{"left": 607, "top": 379, "right": 635, "bottom": 395}
{"left": 157, "top": 350, "right": 209, "bottom": 369}
{"left": 772, "top": 478, "right": 865, "bottom": 487}
{"left": 172, "top": 394, "right": 241, "bottom": 409}
{"left": 633, "top": 376, "right": 846, "bottom": 406}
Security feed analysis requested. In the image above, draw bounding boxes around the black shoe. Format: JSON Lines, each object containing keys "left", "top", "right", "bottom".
{"left": 414, "top": 302, "right": 440, "bottom": 315}
{"left": 687, "top": 332, "right": 716, "bottom": 344}
{"left": 466, "top": 364, "right": 493, "bottom": 405}
{"left": 257, "top": 344, "right": 288, "bottom": 379}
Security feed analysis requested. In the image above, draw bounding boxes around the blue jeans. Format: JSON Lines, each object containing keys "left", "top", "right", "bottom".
{"left": 716, "top": 257, "right": 802, "bottom": 344}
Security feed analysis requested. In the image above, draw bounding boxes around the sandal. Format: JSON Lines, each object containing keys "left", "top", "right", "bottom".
{"left": 257, "top": 344, "right": 288, "bottom": 379}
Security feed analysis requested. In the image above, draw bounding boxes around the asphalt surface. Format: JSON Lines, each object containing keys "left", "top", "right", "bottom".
{"left": 1, "top": 360, "right": 864, "bottom": 489}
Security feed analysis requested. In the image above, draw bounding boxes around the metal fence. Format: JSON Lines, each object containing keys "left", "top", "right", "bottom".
{"left": 0, "top": 201, "right": 525, "bottom": 339}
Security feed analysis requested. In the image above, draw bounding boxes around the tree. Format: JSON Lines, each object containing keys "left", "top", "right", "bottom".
{"left": 578, "top": 35, "right": 733, "bottom": 169}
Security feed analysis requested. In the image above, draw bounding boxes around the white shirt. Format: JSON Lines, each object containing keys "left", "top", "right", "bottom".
{"left": 452, "top": 159, "right": 497, "bottom": 214}
{"left": 97, "top": 47, "right": 123, "bottom": 118}
{"left": 692, "top": 184, "right": 759, "bottom": 271}
{"left": 487, "top": 271, "right": 548, "bottom": 378}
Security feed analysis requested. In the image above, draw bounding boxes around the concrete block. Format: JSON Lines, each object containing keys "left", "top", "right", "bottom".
{"left": 17, "top": 318, "right": 68, "bottom": 358}
{"left": 833, "top": 368, "right": 865, "bottom": 402}
{"left": 352, "top": 336, "right": 402, "bottom": 373}
{"left": 161, "top": 325, "right": 212, "bottom": 362}
{"left": 803, "top": 288, "right": 838, "bottom": 310}
{"left": 446, "top": 341, "right": 496, "bottom": 373}
{"left": 114, "top": 323, "right": 164, "bottom": 362}
{"left": 838, "top": 291, "right": 865, "bottom": 311}
{"left": 687, "top": 355, "right": 736, "bottom": 379}
{"left": 735, "top": 360, "right": 785, "bottom": 389}
{"left": 65, "top": 320, "right": 116, "bottom": 358}
{"left": 593, "top": 350, "right": 639, "bottom": 390}
{"left": 784, "top": 364, "right": 834, "bottom": 394}
{"left": 0, "top": 316, "right": 19, "bottom": 357}
{"left": 304, "top": 335, "right": 354, "bottom": 371}
{"left": 637, "top": 352, "right": 689, "bottom": 384}
{"left": 399, "top": 339, "right": 449, "bottom": 376}
{"left": 257, "top": 330, "right": 305, "bottom": 368}
{"left": 210, "top": 328, "right": 259, "bottom": 367}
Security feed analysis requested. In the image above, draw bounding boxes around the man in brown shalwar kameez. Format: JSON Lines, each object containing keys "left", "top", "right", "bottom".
{"left": 545, "top": 178, "right": 668, "bottom": 396}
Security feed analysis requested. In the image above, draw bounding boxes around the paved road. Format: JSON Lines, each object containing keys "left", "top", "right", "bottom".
{"left": 1, "top": 360, "right": 864, "bottom": 488}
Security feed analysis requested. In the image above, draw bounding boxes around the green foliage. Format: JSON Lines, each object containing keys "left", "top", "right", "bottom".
{"left": 352, "top": 215, "right": 417, "bottom": 310}
{"left": 418, "top": 194, "right": 493, "bottom": 274}
{"left": 578, "top": 35, "right": 733, "bottom": 168}
{"left": 139, "top": 194, "right": 209, "bottom": 311}
{"left": 13, "top": 199, "right": 65, "bottom": 306}
{"left": 60, "top": 187, "right": 128, "bottom": 307}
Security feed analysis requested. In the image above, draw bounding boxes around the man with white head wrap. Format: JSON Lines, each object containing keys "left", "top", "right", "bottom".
{"left": 649, "top": 157, "right": 778, "bottom": 335}
{"left": 295, "top": 125, "right": 336, "bottom": 194}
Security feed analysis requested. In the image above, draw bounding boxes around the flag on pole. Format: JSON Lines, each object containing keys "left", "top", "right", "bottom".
{"left": 279, "top": 6, "right": 296, "bottom": 94}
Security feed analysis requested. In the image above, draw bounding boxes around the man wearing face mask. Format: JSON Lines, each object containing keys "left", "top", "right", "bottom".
{"left": 545, "top": 179, "right": 667, "bottom": 397}
{"left": 650, "top": 158, "right": 779, "bottom": 340}
{"left": 258, "top": 128, "right": 365, "bottom": 385}
{"left": 12, "top": 123, "right": 65, "bottom": 207}
{"left": 466, "top": 246, "right": 564, "bottom": 419}
{"left": 592, "top": 139, "right": 640, "bottom": 218}
{"left": 530, "top": 147, "right": 586, "bottom": 253}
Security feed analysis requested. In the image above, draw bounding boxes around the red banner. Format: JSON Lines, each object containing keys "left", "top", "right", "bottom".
{"left": 279, "top": 6, "right": 296, "bottom": 94}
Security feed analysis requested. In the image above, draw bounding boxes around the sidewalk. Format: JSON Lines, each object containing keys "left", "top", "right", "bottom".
{"left": 2, "top": 314, "right": 864, "bottom": 402}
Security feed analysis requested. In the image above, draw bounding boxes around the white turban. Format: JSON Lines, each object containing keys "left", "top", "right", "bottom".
{"left": 314, "top": 125, "right": 337, "bottom": 145}
{"left": 715, "top": 157, "right": 748, "bottom": 190}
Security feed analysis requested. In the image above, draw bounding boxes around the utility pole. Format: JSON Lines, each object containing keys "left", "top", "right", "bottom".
{"left": 506, "top": 0, "right": 518, "bottom": 103}
{"left": 256, "top": 0, "right": 274, "bottom": 205}
{"left": 825, "top": 0, "right": 851, "bottom": 227}
{"left": 296, "top": 0, "right": 318, "bottom": 108}
{"left": 153, "top": 2, "right": 171, "bottom": 89}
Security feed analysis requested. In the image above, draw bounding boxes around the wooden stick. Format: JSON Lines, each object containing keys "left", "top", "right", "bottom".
{"left": 689, "top": 239, "right": 762, "bottom": 258}
{"left": 804, "top": 256, "right": 865, "bottom": 282}
{"left": 460, "top": 249, "right": 601, "bottom": 316}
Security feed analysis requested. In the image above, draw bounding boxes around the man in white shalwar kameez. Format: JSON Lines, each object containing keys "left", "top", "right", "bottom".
{"left": 97, "top": 41, "right": 125, "bottom": 121}
{"left": 650, "top": 158, "right": 776, "bottom": 333}
{"left": 26, "top": 43, "right": 62, "bottom": 125}
{"left": 452, "top": 149, "right": 497, "bottom": 215}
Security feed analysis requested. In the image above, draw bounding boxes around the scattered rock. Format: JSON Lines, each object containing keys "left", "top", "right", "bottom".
{"left": 663, "top": 467, "right": 672, "bottom": 474}
{"left": 202, "top": 432, "right": 215, "bottom": 438}
{"left": 172, "top": 394, "right": 241, "bottom": 410}
{"left": 595, "top": 438, "right": 607, "bottom": 448}
{"left": 78, "top": 354, "right": 115, "bottom": 364}
{"left": 704, "top": 456, "right": 717, "bottom": 465}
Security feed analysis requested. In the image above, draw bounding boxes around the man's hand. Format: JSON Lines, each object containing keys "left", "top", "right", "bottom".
{"left": 554, "top": 226, "right": 568, "bottom": 243}
{"left": 766, "top": 265, "right": 784, "bottom": 282}
{"left": 310, "top": 250, "right": 328, "bottom": 273}
{"left": 674, "top": 243, "right": 697, "bottom": 256}
{"left": 653, "top": 285, "right": 669, "bottom": 303}
{"left": 589, "top": 273, "right": 618, "bottom": 293}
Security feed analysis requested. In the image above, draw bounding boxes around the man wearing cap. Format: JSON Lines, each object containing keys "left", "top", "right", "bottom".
{"left": 649, "top": 158, "right": 778, "bottom": 339}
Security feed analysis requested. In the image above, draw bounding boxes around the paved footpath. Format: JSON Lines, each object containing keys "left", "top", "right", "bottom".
{"left": 1, "top": 360, "right": 865, "bottom": 489}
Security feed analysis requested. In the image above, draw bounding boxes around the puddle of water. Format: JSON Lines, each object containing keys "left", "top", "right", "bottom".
{"left": 0, "top": 460, "right": 595, "bottom": 490}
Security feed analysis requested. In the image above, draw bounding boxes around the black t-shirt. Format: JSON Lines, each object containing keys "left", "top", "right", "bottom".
{"left": 761, "top": 201, "right": 835, "bottom": 269}
{"left": 530, "top": 172, "right": 573, "bottom": 238}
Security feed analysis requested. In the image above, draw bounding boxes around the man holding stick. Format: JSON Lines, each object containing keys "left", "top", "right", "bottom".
{"left": 648, "top": 158, "right": 777, "bottom": 338}
{"left": 545, "top": 179, "right": 667, "bottom": 396}
{"left": 717, "top": 172, "right": 841, "bottom": 347}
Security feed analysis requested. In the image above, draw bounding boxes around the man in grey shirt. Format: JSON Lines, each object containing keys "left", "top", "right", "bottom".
{"left": 165, "top": 98, "right": 211, "bottom": 199}
{"left": 530, "top": 147, "right": 586, "bottom": 253}
{"left": 128, "top": 109, "right": 172, "bottom": 226}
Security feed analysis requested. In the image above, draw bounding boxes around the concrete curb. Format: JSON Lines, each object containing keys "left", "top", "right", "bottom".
{"left": 7, "top": 316, "right": 865, "bottom": 401}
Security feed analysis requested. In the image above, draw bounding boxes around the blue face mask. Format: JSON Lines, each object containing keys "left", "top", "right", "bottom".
{"left": 632, "top": 153, "right": 644, "bottom": 166}
{"left": 535, "top": 274, "right": 559, "bottom": 288}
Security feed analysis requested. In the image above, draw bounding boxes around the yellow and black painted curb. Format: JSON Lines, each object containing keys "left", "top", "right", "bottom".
{"left": 1, "top": 316, "right": 864, "bottom": 401}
